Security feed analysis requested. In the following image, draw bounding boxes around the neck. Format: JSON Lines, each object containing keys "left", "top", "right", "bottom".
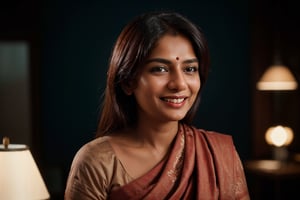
{"left": 133, "top": 120, "right": 179, "bottom": 150}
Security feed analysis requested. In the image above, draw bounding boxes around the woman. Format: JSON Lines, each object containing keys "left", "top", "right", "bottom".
{"left": 65, "top": 11, "right": 250, "bottom": 199}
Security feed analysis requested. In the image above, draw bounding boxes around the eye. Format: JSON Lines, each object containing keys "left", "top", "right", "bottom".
{"left": 150, "top": 66, "right": 168, "bottom": 73}
{"left": 184, "top": 66, "right": 198, "bottom": 73}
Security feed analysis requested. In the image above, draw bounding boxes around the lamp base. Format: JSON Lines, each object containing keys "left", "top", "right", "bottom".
{"left": 272, "top": 146, "right": 289, "bottom": 162}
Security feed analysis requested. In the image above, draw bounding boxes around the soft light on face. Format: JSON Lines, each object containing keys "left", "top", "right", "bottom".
{"left": 132, "top": 34, "right": 200, "bottom": 123}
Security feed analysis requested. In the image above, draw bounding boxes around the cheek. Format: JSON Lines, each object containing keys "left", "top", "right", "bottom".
{"left": 189, "top": 77, "right": 201, "bottom": 94}
{"left": 136, "top": 76, "right": 165, "bottom": 92}
{"left": 133, "top": 77, "right": 155, "bottom": 99}
{"left": 136, "top": 76, "right": 150, "bottom": 92}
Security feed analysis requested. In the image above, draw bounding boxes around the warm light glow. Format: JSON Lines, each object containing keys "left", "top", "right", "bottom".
{"left": 257, "top": 65, "right": 298, "bottom": 91}
{"left": 0, "top": 143, "right": 50, "bottom": 200}
{"left": 265, "top": 125, "right": 294, "bottom": 147}
{"left": 245, "top": 160, "right": 282, "bottom": 170}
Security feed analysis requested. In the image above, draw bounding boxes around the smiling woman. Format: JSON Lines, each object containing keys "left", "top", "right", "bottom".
{"left": 64, "top": 11, "right": 250, "bottom": 200}
{"left": 133, "top": 34, "right": 200, "bottom": 123}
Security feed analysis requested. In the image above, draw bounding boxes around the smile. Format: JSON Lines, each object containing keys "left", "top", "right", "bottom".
{"left": 161, "top": 98, "right": 185, "bottom": 104}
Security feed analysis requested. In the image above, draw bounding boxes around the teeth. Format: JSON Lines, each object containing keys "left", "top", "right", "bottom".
{"left": 164, "top": 98, "right": 184, "bottom": 104}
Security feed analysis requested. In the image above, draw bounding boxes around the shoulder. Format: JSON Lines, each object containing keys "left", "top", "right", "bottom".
{"left": 185, "top": 125, "right": 240, "bottom": 168}
{"left": 190, "top": 127, "right": 249, "bottom": 199}
{"left": 198, "top": 129, "right": 234, "bottom": 146}
{"left": 68, "top": 136, "right": 119, "bottom": 185}
{"left": 66, "top": 136, "right": 132, "bottom": 198}
{"left": 71, "top": 136, "right": 115, "bottom": 166}
{"left": 190, "top": 126, "right": 238, "bottom": 161}
{"left": 68, "top": 136, "right": 127, "bottom": 183}
{"left": 185, "top": 124, "right": 233, "bottom": 144}
{"left": 65, "top": 137, "right": 117, "bottom": 199}
{"left": 183, "top": 124, "right": 235, "bottom": 151}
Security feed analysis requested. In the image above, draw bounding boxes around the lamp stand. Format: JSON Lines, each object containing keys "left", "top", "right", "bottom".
{"left": 272, "top": 146, "right": 289, "bottom": 162}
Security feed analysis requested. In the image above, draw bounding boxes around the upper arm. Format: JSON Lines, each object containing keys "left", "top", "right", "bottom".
{"left": 64, "top": 145, "right": 109, "bottom": 200}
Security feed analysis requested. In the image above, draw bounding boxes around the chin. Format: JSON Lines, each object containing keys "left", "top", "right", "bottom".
{"left": 168, "top": 115, "right": 186, "bottom": 121}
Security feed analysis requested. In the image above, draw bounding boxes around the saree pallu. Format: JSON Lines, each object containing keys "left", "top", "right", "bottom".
{"left": 109, "top": 124, "right": 250, "bottom": 200}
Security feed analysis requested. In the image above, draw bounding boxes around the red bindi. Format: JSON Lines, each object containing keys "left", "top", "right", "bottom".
{"left": 176, "top": 56, "right": 179, "bottom": 60}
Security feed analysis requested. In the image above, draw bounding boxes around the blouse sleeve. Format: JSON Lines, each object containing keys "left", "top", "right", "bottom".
{"left": 64, "top": 143, "right": 109, "bottom": 200}
{"left": 64, "top": 137, "right": 133, "bottom": 200}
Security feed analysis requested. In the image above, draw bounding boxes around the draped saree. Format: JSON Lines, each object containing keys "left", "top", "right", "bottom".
{"left": 64, "top": 123, "right": 250, "bottom": 200}
{"left": 108, "top": 124, "right": 250, "bottom": 199}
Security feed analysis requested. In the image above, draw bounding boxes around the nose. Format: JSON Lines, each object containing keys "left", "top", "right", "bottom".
{"left": 167, "top": 70, "right": 187, "bottom": 91}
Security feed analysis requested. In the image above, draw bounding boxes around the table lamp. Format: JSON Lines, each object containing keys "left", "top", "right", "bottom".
{"left": 256, "top": 60, "right": 298, "bottom": 161}
{"left": 265, "top": 125, "right": 294, "bottom": 161}
{"left": 0, "top": 137, "right": 50, "bottom": 200}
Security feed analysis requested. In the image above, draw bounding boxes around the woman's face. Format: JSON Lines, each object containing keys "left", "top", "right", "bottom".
{"left": 132, "top": 34, "right": 200, "bottom": 123}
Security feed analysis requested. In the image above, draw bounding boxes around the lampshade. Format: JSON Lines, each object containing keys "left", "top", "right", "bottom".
{"left": 256, "top": 64, "right": 298, "bottom": 91}
{"left": 0, "top": 137, "right": 50, "bottom": 200}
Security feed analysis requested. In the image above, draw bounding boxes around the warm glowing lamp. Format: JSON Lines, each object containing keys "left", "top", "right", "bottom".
{"left": 0, "top": 137, "right": 50, "bottom": 200}
{"left": 256, "top": 64, "right": 298, "bottom": 91}
{"left": 264, "top": 125, "right": 294, "bottom": 161}
{"left": 265, "top": 125, "right": 294, "bottom": 147}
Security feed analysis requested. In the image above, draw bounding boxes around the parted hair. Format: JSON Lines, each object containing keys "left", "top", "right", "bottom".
{"left": 96, "top": 11, "right": 210, "bottom": 137}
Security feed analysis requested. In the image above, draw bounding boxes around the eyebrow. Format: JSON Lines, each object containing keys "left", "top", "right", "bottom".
{"left": 145, "top": 58, "right": 198, "bottom": 64}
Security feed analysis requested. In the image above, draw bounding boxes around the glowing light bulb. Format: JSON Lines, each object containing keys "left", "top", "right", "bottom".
{"left": 265, "top": 125, "right": 294, "bottom": 147}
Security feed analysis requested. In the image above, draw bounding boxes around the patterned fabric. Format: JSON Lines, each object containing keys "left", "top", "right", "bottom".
{"left": 109, "top": 124, "right": 250, "bottom": 200}
{"left": 64, "top": 124, "right": 250, "bottom": 200}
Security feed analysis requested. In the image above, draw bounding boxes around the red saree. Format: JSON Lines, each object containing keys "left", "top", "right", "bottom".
{"left": 109, "top": 124, "right": 250, "bottom": 200}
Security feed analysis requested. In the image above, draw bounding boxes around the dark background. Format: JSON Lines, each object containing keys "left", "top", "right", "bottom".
{"left": 1, "top": 0, "right": 299, "bottom": 199}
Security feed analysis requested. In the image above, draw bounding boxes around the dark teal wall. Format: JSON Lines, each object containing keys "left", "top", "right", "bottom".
{"left": 40, "top": 0, "right": 251, "bottom": 191}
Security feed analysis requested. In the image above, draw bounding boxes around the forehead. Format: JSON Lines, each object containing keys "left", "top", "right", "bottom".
{"left": 148, "top": 34, "right": 196, "bottom": 59}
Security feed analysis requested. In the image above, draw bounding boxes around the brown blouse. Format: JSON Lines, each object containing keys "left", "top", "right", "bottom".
{"left": 64, "top": 136, "right": 133, "bottom": 199}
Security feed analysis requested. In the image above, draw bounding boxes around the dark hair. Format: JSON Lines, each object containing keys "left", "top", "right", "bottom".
{"left": 96, "top": 11, "right": 210, "bottom": 137}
